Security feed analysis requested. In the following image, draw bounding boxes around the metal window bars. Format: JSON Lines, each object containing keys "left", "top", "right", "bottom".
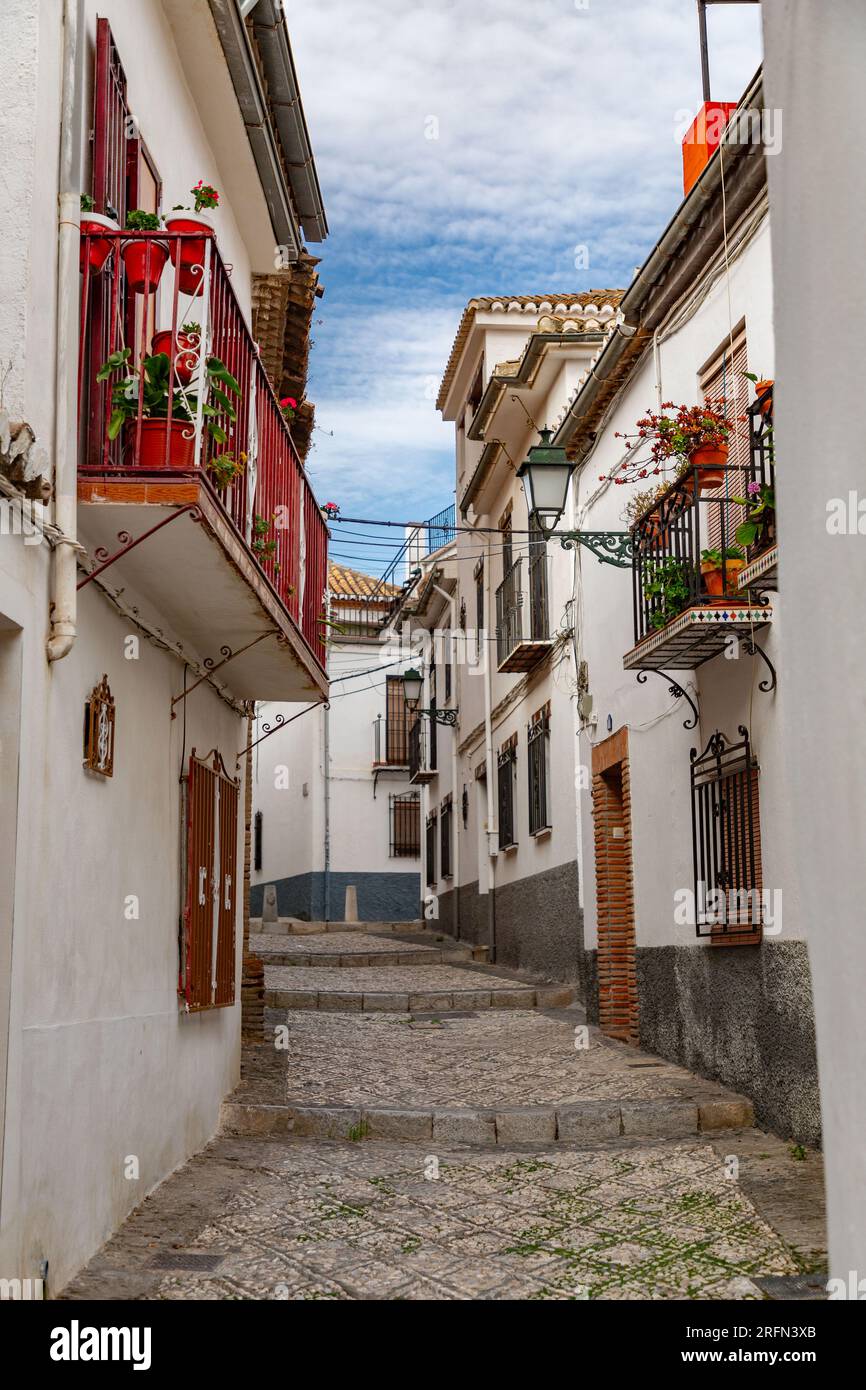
{"left": 528, "top": 712, "right": 551, "bottom": 835}
{"left": 389, "top": 793, "right": 420, "bottom": 858}
{"left": 690, "top": 726, "right": 762, "bottom": 938}
{"left": 497, "top": 745, "right": 517, "bottom": 849}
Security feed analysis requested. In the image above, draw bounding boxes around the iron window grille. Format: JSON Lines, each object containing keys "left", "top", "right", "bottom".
{"left": 528, "top": 521, "right": 549, "bottom": 640}
{"left": 440, "top": 799, "right": 453, "bottom": 878}
{"left": 389, "top": 792, "right": 420, "bottom": 858}
{"left": 690, "top": 726, "right": 762, "bottom": 938}
{"left": 426, "top": 812, "right": 437, "bottom": 886}
{"left": 528, "top": 712, "right": 551, "bottom": 835}
{"left": 498, "top": 744, "right": 517, "bottom": 849}
{"left": 475, "top": 561, "right": 484, "bottom": 656}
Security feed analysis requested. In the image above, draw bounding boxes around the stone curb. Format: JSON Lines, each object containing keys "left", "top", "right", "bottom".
{"left": 251, "top": 919, "right": 423, "bottom": 937}
{"left": 220, "top": 1094, "right": 753, "bottom": 1145}
{"left": 255, "top": 948, "right": 470, "bottom": 968}
{"left": 264, "top": 985, "right": 574, "bottom": 1013}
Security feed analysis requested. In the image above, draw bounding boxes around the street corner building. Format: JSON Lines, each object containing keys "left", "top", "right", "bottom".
{"left": 0, "top": 0, "right": 328, "bottom": 1291}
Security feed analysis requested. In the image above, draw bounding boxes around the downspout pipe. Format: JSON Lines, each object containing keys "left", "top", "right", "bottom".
{"left": 483, "top": 533, "right": 497, "bottom": 959}
{"left": 432, "top": 581, "right": 459, "bottom": 941}
{"left": 48, "top": 0, "right": 86, "bottom": 662}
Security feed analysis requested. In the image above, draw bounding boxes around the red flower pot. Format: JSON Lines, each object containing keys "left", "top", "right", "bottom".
{"left": 689, "top": 442, "right": 728, "bottom": 491}
{"left": 128, "top": 418, "right": 196, "bottom": 470}
{"left": 122, "top": 239, "right": 168, "bottom": 294}
{"left": 701, "top": 559, "right": 746, "bottom": 597}
{"left": 165, "top": 213, "right": 213, "bottom": 297}
{"left": 755, "top": 379, "right": 774, "bottom": 416}
{"left": 151, "top": 329, "right": 199, "bottom": 384}
{"left": 80, "top": 213, "right": 119, "bottom": 274}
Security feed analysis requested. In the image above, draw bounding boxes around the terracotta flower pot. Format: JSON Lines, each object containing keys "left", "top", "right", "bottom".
{"left": 164, "top": 212, "right": 213, "bottom": 297}
{"left": 127, "top": 418, "right": 196, "bottom": 471}
{"left": 122, "top": 238, "right": 168, "bottom": 294}
{"left": 151, "top": 329, "right": 200, "bottom": 385}
{"left": 755, "top": 379, "right": 774, "bottom": 415}
{"left": 80, "top": 212, "right": 119, "bottom": 274}
{"left": 701, "top": 558, "right": 746, "bottom": 597}
{"left": 689, "top": 442, "right": 728, "bottom": 491}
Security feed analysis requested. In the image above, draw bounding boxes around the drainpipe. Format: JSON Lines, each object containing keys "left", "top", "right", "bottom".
{"left": 48, "top": 0, "right": 86, "bottom": 662}
{"left": 483, "top": 534, "right": 497, "bottom": 959}
{"left": 432, "top": 581, "right": 459, "bottom": 940}
{"left": 322, "top": 591, "right": 331, "bottom": 922}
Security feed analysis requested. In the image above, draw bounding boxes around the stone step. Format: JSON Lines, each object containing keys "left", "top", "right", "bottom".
{"left": 221, "top": 1094, "right": 754, "bottom": 1146}
{"left": 255, "top": 947, "right": 472, "bottom": 968}
{"left": 251, "top": 918, "right": 423, "bottom": 937}
{"left": 265, "top": 983, "right": 574, "bottom": 1013}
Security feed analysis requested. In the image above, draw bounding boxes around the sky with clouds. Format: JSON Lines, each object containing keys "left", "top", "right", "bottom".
{"left": 287, "top": 0, "right": 763, "bottom": 576}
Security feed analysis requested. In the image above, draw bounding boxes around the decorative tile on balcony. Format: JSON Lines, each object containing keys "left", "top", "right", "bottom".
{"left": 738, "top": 545, "right": 778, "bottom": 593}
{"left": 623, "top": 602, "right": 773, "bottom": 672}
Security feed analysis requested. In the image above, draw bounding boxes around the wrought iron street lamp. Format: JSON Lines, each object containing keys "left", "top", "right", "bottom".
{"left": 401, "top": 668, "right": 458, "bottom": 725}
{"left": 517, "top": 428, "right": 634, "bottom": 569}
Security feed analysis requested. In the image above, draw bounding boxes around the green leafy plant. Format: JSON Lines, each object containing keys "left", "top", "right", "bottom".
{"left": 701, "top": 546, "right": 744, "bottom": 565}
{"left": 643, "top": 557, "right": 693, "bottom": 630}
{"left": 790, "top": 1143, "right": 807, "bottom": 1162}
{"left": 173, "top": 181, "right": 220, "bottom": 214}
{"left": 622, "top": 481, "right": 669, "bottom": 528}
{"left": 80, "top": 193, "right": 96, "bottom": 214}
{"left": 732, "top": 482, "right": 775, "bottom": 548}
{"left": 251, "top": 512, "right": 278, "bottom": 561}
{"left": 97, "top": 348, "right": 240, "bottom": 444}
{"left": 207, "top": 450, "right": 246, "bottom": 488}
{"left": 181, "top": 321, "right": 201, "bottom": 336}
{"left": 125, "top": 209, "right": 162, "bottom": 232}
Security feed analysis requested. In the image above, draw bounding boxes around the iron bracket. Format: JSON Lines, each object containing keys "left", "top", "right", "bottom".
{"left": 77, "top": 504, "right": 202, "bottom": 591}
{"left": 741, "top": 638, "right": 777, "bottom": 693}
{"left": 636, "top": 669, "right": 700, "bottom": 730}
{"left": 559, "top": 530, "right": 633, "bottom": 569}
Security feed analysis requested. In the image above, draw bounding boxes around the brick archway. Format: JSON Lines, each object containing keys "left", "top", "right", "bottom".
{"left": 591, "top": 729, "right": 639, "bottom": 1044}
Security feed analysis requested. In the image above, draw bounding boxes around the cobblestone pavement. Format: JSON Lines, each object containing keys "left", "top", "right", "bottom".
{"left": 61, "top": 1130, "right": 824, "bottom": 1301}
{"left": 264, "top": 962, "right": 524, "bottom": 994}
{"left": 249, "top": 932, "right": 441, "bottom": 958}
{"left": 237, "top": 1009, "right": 745, "bottom": 1110}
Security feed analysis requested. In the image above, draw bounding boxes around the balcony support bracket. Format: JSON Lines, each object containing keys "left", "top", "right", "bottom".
{"left": 559, "top": 531, "right": 633, "bottom": 568}
{"left": 636, "top": 669, "right": 700, "bottom": 730}
{"left": 417, "top": 708, "right": 458, "bottom": 727}
{"left": 741, "top": 638, "right": 777, "bottom": 693}
{"left": 170, "top": 631, "right": 279, "bottom": 717}
{"left": 77, "top": 505, "right": 203, "bottom": 591}
{"left": 238, "top": 699, "right": 328, "bottom": 766}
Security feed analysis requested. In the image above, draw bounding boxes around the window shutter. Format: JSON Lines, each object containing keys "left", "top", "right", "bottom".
{"left": 182, "top": 753, "right": 239, "bottom": 1010}
{"left": 699, "top": 328, "right": 750, "bottom": 554}
{"left": 91, "top": 18, "right": 130, "bottom": 221}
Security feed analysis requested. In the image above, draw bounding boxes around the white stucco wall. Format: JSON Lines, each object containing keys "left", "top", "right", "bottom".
{"left": 763, "top": 0, "right": 866, "bottom": 1282}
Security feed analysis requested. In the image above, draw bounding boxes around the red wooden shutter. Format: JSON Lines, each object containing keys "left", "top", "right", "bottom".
{"left": 92, "top": 18, "right": 130, "bottom": 221}
{"left": 182, "top": 753, "right": 239, "bottom": 1011}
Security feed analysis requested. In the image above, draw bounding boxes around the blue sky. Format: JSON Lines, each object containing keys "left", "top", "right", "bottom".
{"left": 288, "top": 0, "right": 763, "bottom": 577}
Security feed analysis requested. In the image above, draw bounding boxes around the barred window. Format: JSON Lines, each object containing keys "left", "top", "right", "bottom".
{"left": 441, "top": 798, "right": 453, "bottom": 878}
{"left": 498, "top": 742, "right": 517, "bottom": 849}
{"left": 475, "top": 561, "right": 484, "bottom": 656}
{"left": 390, "top": 793, "right": 420, "bottom": 858}
{"left": 690, "top": 727, "right": 762, "bottom": 942}
{"left": 528, "top": 711, "right": 551, "bottom": 835}
{"left": 426, "top": 812, "right": 437, "bottom": 886}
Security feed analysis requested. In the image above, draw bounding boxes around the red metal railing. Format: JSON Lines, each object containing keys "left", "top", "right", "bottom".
{"left": 78, "top": 227, "right": 328, "bottom": 670}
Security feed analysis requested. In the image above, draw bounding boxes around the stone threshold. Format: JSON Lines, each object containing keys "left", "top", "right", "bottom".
{"left": 251, "top": 918, "right": 423, "bottom": 936}
{"left": 264, "top": 985, "right": 574, "bottom": 1012}
{"left": 221, "top": 1094, "right": 755, "bottom": 1146}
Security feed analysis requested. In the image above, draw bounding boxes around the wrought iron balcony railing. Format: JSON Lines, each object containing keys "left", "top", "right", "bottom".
{"left": 495, "top": 553, "right": 551, "bottom": 672}
{"left": 421, "top": 503, "right": 456, "bottom": 556}
{"left": 78, "top": 228, "right": 328, "bottom": 671}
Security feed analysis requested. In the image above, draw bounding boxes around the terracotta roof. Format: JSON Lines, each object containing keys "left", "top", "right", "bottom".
{"left": 436, "top": 291, "right": 626, "bottom": 411}
{"left": 328, "top": 563, "right": 401, "bottom": 601}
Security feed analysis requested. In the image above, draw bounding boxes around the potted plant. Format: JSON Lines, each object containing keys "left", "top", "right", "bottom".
{"left": 151, "top": 321, "right": 201, "bottom": 385}
{"left": 207, "top": 450, "right": 246, "bottom": 489}
{"left": 251, "top": 513, "right": 278, "bottom": 562}
{"left": 732, "top": 480, "right": 776, "bottom": 553}
{"left": 744, "top": 370, "right": 774, "bottom": 416}
{"left": 642, "top": 556, "right": 693, "bottom": 630}
{"left": 122, "top": 210, "right": 167, "bottom": 294}
{"left": 622, "top": 480, "right": 669, "bottom": 542}
{"left": 700, "top": 546, "right": 746, "bottom": 596}
{"left": 165, "top": 182, "right": 220, "bottom": 296}
{"left": 79, "top": 193, "right": 119, "bottom": 274}
{"left": 279, "top": 396, "right": 298, "bottom": 422}
{"left": 97, "top": 347, "right": 240, "bottom": 470}
{"left": 615, "top": 400, "right": 733, "bottom": 494}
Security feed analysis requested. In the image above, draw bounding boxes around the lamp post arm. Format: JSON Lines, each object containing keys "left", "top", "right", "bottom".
{"left": 558, "top": 530, "right": 634, "bottom": 569}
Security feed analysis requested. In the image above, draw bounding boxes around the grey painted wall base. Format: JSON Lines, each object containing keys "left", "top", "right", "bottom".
{"left": 439, "top": 862, "right": 584, "bottom": 990}
{"left": 251, "top": 870, "right": 420, "bottom": 923}
{"left": 583, "top": 940, "right": 820, "bottom": 1144}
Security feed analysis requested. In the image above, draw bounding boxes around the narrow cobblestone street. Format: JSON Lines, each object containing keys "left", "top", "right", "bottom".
{"left": 62, "top": 924, "right": 826, "bottom": 1300}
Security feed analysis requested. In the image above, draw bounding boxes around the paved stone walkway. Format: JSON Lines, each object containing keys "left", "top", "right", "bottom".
{"left": 60, "top": 1131, "right": 823, "bottom": 1301}
{"left": 59, "top": 920, "right": 827, "bottom": 1300}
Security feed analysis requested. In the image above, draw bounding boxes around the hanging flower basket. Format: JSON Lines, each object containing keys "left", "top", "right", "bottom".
{"left": 80, "top": 211, "right": 119, "bottom": 274}
{"left": 127, "top": 418, "right": 196, "bottom": 471}
{"left": 164, "top": 211, "right": 213, "bottom": 297}
{"left": 122, "top": 239, "right": 168, "bottom": 294}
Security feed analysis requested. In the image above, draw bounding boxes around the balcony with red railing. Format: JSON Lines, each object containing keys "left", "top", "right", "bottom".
{"left": 77, "top": 226, "right": 328, "bottom": 700}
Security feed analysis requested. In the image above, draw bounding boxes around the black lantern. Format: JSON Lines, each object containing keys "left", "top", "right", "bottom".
{"left": 517, "top": 427, "right": 576, "bottom": 534}
{"left": 402, "top": 667, "right": 424, "bottom": 712}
